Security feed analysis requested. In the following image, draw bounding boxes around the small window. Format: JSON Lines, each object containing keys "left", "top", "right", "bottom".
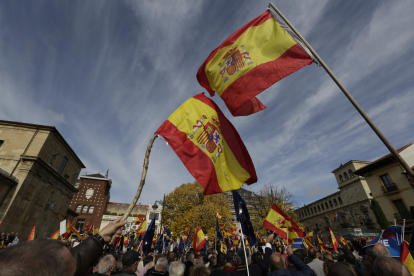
{"left": 338, "top": 197, "right": 343, "bottom": 204}
{"left": 0, "top": 140, "right": 4, "bottom": 148}
{"left": 380, "top": 174, "right": 393, "bottom": 187}
{"left": 329, "top": 201, "right": 333, "bottom": 208}
{"left": 321, "top": 204, "right": 325, "bottom": 211}
{"left": 333, "top": 199, "right": 338, "bottom": 206}
{"left": 325, "top": 202, "right": 329, "bottom": 209}
{"left": 318, "top": 205, "right": 321, "bottom": 212}
{"left": 75, "top": 205, "right": 82, "bottom": 213}
{"left": 311, "top": 208, "right": 314, "bottom": 214}
{"left": 75, "top": 219, "right": 85, "bottom": 231}
{"left": 339, "top": 174, "right": 344, "bottom": 182}
{"left": 343, "top": 172, "right": 349, "bottom": 180}
{"left": 88, "top": 206, "right": 94, "bottom": 214}
{"left": 308, "top": 209, "right": 311, "bottom": 216}
{"left": 82, "top": 206, "right": 88, "bottom": 214}
{"left": 58, "top": 156, "right": 68, "bottom": 174}
{"left": 314, "top": 207, "right": 317, "bottom": 213}
{"left": 349, "top": 170, "right": 354, "bottom": 178}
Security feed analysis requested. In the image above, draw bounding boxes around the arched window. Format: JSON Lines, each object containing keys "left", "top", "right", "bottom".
{"left": 301, "top": 211, "right": 304, "bottom": 217}
{"left": 325, "top": 202, "right": 329, "bottom": 209}
{"left": 88, "top": 206, "right": 94, "bottom": 214}
{"left": 311, "top": 208, "right": 314, "bottom": 214}
{"left": 349, "top": 170, "right": 354, "bottom": 178}
{"left": 344, "top": 172, "right": 349, "bottom": 180}
{"left": 339, "top": 174, "right": 344, "bottom": 182}
{"left": 307, "top": 209, "right": 311, "bottom": 216}
{"left": 338, "top": 197, "right": 343, "bottom": 204}
{"left": 321, "top": 204, "right": 325, "bottom": 211}
{"left": 82, "top": 206, "right": 88, "bottom": 214}
{"left": 75, "top": 205, "right": 82, "bottom": 213}
{"left": 333, "top": 199, "right": 338, "bottom": 206}
{"left": 318, "top": 205, "right": 321, "bottom": 212}
{"left": 329, "top": 201, "right": 333, "bottom": 208}
{"left": 313, "top": 207, "right": 316, "bottom": 213}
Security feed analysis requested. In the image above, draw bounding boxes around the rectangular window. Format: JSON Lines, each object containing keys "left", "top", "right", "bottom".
{"left": 363, "top": 211, "right": 370, "bottom": 219}
{"left": 0, "top": 140, "right": 4, "bottom": 148}
{"left": 393, "top": 199, "right": 408, "bottom": 216}
{"left": 75, "top": 219, "right": 85, "bottom": 231}
{"left": 58, "top": 157, "right": 68, "bottom": 174}
{"left": 380, "top": 174, "right": 393, "bottom": 187}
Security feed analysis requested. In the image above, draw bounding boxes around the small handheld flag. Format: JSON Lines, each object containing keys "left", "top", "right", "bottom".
{"left": 50, "top": 229, "right": 60, "bottom": 240}
{"left": 193, "top": 225, "right": 206, "bottom": 253}
{"left": 329, "top": 227, "right": 338, "bottom": 251}
{"left": 217, "top": 212, "right": 223, "bottom": 220}
{"left": 27, "top": 224, "right": 36, "bottom": 241}
{"left": 401, "top": 241, "right": 414, "bottom": 274}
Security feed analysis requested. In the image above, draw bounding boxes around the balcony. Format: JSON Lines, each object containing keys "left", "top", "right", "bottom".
{"left": 381, "top": 183, "right": 398, "bottom": 193}
{"left": 394, "top": 211, "right": 412, "bottom": 221}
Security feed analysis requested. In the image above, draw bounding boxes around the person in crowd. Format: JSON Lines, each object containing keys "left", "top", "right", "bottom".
{"left": 307, "top": 248, "right": 324, "bottom": 276}
{"left": 147, "top": 257, "right": 169, "bottom": 276}
{"left": 364, "top": 243, "right": 391, "bottom": 276}
{"left": 251, "top": 252, "right": 262, "bottom": 264}
{"left": 214, "top": 253, "right": 226, "bottom": 269}
{"left": 193, "top": 258, "right": 204, "bottom": 267}
{"left": 138, "top": 256, "right": 155, "bottom": 276}
{"left": 344, "top": 253, "right": 364, "bottom": 276}
{"left": 226, "top": 251, "right": 235, "bottom": 265}
{"left": 0, "top": 216, "right": 126, "bottom": 276}
{"left": 169, "top": 261, "right": 185, "bottom": 276}
{"left": 3, "top": 233, "right": 11, "bottom": 246}
{"left": 92, "top": 254, "right": 116, "bottom": 276}
{"left": 9, "top": 232, "right": 19, "bottom": 246}
{"left": 209, "top": 256, "right": 217, "bottom": 267}
{"left": 268, "top": 245, "right": 315, "bottom": 276}
{"left": 287, "top": 249, "right": 307, "bottom": 272}
{"left": 117, "top": 249, "right": 140, "bottom": 275}
{"left": 327, "top": 263, "right": 357, "bottom": 276}
{"left": 189, "top": 265, "right": 210, "bottom": 276}
{"left": 228, "top": 233, "right": 273, "bottom": 276}
{"left": 372, "top": 256, "right": 411, "bottom": 276}
{"left": 184, "top": 252, "right": 195, "bottom": 276}
{"left": 168, "top": 252, "right": 178, "bottom": 272}
{"left": 9, "top": 232, "right": 15, "bottom": 242}
{"left": 322, "top": 252, "right": 335, "bottom": 276}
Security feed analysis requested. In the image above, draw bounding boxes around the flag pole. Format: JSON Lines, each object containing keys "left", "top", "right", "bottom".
{"left": 110, "top": 133, "right": 158, "bottom": 243}
{"left": 239, "top": 227, "right": 251, "bottom": 276}
{"left": 268, "top": 2, "right": 414, "bottom": 178}
{"left": 402, "top": 219, "right": 405, "bottom": 243}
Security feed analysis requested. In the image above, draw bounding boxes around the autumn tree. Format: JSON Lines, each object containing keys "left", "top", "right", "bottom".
{"left": 250, "top": 184, "right": 299, "bottom": 235}
{"left": 162, "top": 181, "right": 231, "bottom": 240}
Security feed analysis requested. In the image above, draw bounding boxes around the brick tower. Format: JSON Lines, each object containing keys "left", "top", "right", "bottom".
{"left": 68, "top": 171, "right": 111, "bottom": 232}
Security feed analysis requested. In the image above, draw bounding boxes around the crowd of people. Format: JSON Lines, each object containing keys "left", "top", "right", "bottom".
{"left": 0, "top": 218, "right": 411, "bottom": 276}
{"left": 0, "top": 231, "right": 19, "bottom": 247}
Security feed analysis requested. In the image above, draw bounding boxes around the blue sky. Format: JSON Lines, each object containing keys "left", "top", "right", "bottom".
{"left": 1, "top": 1, "right": 413, "bottom": 207}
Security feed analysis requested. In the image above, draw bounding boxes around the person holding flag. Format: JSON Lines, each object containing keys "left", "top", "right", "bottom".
{"left": 329, "top": 227, "right": 339, "bottom": 251}
{"left": 193, "top": 226, "right": 206, "bottom": 253}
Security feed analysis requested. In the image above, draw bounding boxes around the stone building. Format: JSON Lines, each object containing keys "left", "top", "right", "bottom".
{"left": 99, "top": 202, "right": 148, "bottom": 234}
{"left": 223, "top": 188, "right": 261, "bottom": 222}
{"left": 0, "top": 120, "right": 85, "bottom": 239}
{"left": 353, "top": 143, "right": 414, "bottom": 227}
{"left": 295, "top": 160, "right": 382, "bottom": 239}
{"left": 68, "top": 172, "right": 112, "bottom": 231}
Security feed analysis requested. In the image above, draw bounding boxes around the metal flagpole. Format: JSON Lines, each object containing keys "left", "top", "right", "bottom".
{"left": 239, "top": 227, "right": 251, "bottom": 276}
{"left": 402, "top": 219, "right": 405, "bottom": 244}
{"left": 268, "top": 2, "right": 414, "bottom": 178}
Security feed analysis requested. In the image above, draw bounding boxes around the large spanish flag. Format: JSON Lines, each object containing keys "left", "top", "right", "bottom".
{"left": 156, "top": 93, "right": 257, "bottom": 195}
{"left": 263, "top": 203, "right": 304, "bottom": 243}
{"left": 193, "top": 225, "right": 206, "bottom": 252}
{"left": 27, "top": 224, "right": 36, "bottom": 241}
{"left": 197, "top": 10, "right": 313, "bottom": 116}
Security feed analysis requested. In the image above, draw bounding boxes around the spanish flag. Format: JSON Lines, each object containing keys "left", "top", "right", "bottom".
{"left": 217, "top": 212, "right": 223, "bottom": 220}
{"left": 318, "top": 236, "right": 326, "bottom": 251}
{"left": 305, "top": 231, "right": 313, "bottom": 240}
{"left": 329, "top": 227, "right": 338, "bottom": 251}
{"left": 68, "top": 220, "right": 85, "bottom": 241}
{"left": 193, "top": 225, "right": 206, "bottom": 252}
{"left": 336, "top": 235, "right": 348, "bottom": 249}
{"left": 0, "top": 240, "right": 3, "bottom": 248}
{"left": 263, "top": 203, "right": 304, "bottom": 243}
{"left": 50, "top": 229, "right": 60, "bottom": 240}
{"left": 197, "top": 11, "right": 313, "bottom": 116}
{"left": 231, "top": 223, "right": 237, "bottom": 231}
{"left": 401, "top": 241, "right": 414, "bottom": 274}
{"left": 221, "top": 241, "right": 227, "bottom": 254}
{"left": 135, "top": 214, "right": 144, "bottom": 225}
{"left": 137, "top": 218, "right": 147, "bottom": 235}
{"left": 156, "top": 93, "right": 257, "bottom": 195}
{"left": 305, "top": 238, "right": 314, "bottom": 248}
{"left": 234, "top": 236, "right": 239, "bottom": 247}
{"left": 27, "top": 224, "right": 36, "bottom": 241}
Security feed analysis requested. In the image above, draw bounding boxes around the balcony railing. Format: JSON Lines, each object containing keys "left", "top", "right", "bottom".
{"left": 381, "top": 183, "right": 398, "bottom": 193}
{"left": 394, "top": 211, "right": 412, "bottom": 221}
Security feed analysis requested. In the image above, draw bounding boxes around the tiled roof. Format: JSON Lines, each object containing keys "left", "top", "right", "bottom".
{"left": 354, "top": 143, "right": 412, "bottom": 174}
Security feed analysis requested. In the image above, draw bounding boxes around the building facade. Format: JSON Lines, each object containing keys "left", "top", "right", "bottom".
{"left": 99, "top": 202, "right": 148, "bottom": 234}
{"left": 296, "top": 160, "right": 382, "bottom": 239}
{"left": 0, "top": 120, "right": 85, "bottom": 239}
{"left": 223, "top": 188, "right": 261, "bottom": 222}
{"left": 353, "top": 143, "right": 414, "bottom": 226}
{"left": 68, "top": 172, "right": 112, "bottom": 231}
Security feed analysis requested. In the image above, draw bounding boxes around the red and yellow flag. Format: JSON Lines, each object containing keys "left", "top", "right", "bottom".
{"left": 137, "top": 218, "right": 147, "bottom": 236}
{"left": 234, "top": 236, "right": 239, "bottom": 246}
{"left": 50, "top": 229, "right": 60, "bottom": 240}
{"left": 305, "top": 238, "right": 314, "bottom": 248}
{"left": 193, "top": 225, "right": 206, "bottom": 252}
{"left": 27, "top": 224, "right": 36, "bottom": 241}
{"left": 156, "top": 93, "right": 257, "bottom": 195}
{"left": 197, "top": 11, "right": 313, "bottom": 116}
{"left": 263, "top": 203, "right": 304, "bottom": 243}
{"left": 184, "top": 226, "right": 190, "bottom": 235}
{"left": 401, "top": 241, "right": 414, "bottom": 274}
{"left": 221, "top": 241, "right": 227, "bottom": 254}
{"left": 0, "top": 240, "right": 3, "bottom": 248}
{"left": 329, "top": 227, "right": 338, "bottom": 251}
{"left": 68, "top": 220, "right": 85, "bottom": 241}
{"left": 318, "top": 236, "right": 326, "bottom": 251}
{"left": 305, "top": 231, "right": 313, "bottom": 240}
{"left": 135, "top": 214, "right": 145, "bottom": 225}
{"left": 231, "top": 223, "right": 237, "bottom": 231}
{"left": 336, "top": 235, "right": 348, "bottom": 249}
{"left": 217, "top": 212, "right": 223, "bottom": 220}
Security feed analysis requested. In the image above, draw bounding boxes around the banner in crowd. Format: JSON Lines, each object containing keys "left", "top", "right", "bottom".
{"left": 156, "top": 93, "right": 257, "bottom": 195}
{"left": 292, "top": 238, "right": 305, "bottom": 250}
{"left": 359, "top": 226, "right": 403, "bottom": 257}
{"left": 196, "top": 11, "right": 313, "bottom": 116}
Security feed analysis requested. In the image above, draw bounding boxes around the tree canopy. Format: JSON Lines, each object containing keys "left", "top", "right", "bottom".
{"left": 162, "top": 181, "right": 231, "bottom": 240}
